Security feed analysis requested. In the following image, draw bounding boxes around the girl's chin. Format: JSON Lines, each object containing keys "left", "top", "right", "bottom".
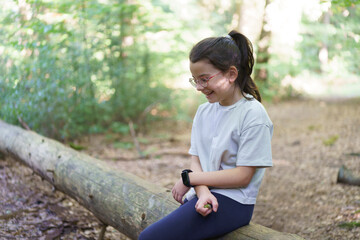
{"left": 206, "top": 95, "right": 217, "bottom": 103}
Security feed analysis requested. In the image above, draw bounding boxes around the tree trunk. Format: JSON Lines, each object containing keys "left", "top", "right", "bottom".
{"left": 0, "top": 120, "right": 304, "bottom": 240}
{"left": 337, "top": 165, "right": 360, "bottom": 186}
{"left": 234, "top": 0, "right": 266, "bottom": 42}
{"left": 319, "top": 10, "right": 330, "bottom": 73}
{"left": 254, "top": 0, "right": 271, "bottom": 83}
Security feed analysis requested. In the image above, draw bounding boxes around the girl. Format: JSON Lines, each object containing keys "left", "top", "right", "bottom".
{"left": 139, "top": 30, "right": 273, "bottom": 240}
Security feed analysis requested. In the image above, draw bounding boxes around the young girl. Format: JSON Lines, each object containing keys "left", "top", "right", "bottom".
{"left": 139, "top": 30, "right": 273, "bottom": 240}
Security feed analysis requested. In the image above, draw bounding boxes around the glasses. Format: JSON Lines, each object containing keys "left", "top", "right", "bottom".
{"left": 189, "top": 71, "right": 222, "bottom": 88}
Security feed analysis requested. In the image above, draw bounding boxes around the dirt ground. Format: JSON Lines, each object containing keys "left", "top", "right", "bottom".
{"left": 1, "top": 98, "right": 360, "bottom": 239}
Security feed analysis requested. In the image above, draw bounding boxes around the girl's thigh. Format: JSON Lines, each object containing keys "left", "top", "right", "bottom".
{"left": 138, "top": 192, "right": 254, "bottom": 240}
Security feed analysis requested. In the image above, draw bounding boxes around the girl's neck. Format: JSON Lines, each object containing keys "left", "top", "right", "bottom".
{"left": 219, "top": 88, "right": 244, "bottom": 106}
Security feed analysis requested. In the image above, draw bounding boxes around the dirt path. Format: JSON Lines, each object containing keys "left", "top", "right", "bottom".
{"left": 1, "top": 98, "right": 360, "bottom": 239}
{"left": 254, "top": 99, "right": 360, "bottom": 239}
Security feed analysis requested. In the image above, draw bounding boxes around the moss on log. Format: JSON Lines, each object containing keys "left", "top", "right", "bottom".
{"left": 0, "top": 120, "right": 304, "bottom": 240}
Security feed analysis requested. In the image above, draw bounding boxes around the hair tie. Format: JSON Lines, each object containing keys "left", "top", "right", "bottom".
{"left": 225, "top": 34, "right": 234, "bottom": 42}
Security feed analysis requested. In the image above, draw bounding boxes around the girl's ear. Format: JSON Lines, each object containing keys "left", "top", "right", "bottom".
{"left": 228, "top": 66, "right": 238, "bottom": 83}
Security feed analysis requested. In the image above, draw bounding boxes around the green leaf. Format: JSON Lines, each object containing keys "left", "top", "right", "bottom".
{"left": 69, "top": 142, "right": 87, "bottom": 151}
{"left": 323, "top": 135, "right": 339, "bottom": 146}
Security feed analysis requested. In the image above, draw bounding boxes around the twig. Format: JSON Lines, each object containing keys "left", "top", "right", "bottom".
{"left": 0, "top": 235, "right": 16, "bottom": 239}
{"left": 128, "top": 120, "right": 146, "bottom": 159}
{"left": 138, "top": 101, "right": 160, "bottom": 124}
{"left": 152, "top": 150, "right": 189, "bottom": 158}
{"left": 17, "top": 116, "right": 31, "bottom": 130}
{"left": 102, "top": 150, "right": 189, "bottom": 161}
{"left": 50, "top": 196, "right": 67, "bottom": 205}
{"left": 98, "top": 224, "right": 108, "bottom": 240}
{"left": 0, "top": 196, "right": 67, "bottom": 220}
{"left": 0, "top": 207, "right": 38, "bottom": 220}
{"left": 102, "top": 156, "right": 142, "bottom": 161}
{"left": 345, "top": 152, "right": 360, "bottom": 157}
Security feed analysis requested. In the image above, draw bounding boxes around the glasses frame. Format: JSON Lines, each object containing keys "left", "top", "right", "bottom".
{"left": 189, "top": 71, "right": 222, "bottom": 88}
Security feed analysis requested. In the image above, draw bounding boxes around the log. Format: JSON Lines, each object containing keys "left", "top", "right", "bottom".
{"left": 0, "top": 120, "right": 304, "bottom": 240}
{"left": 337, "top": 165, "right": 360, "bottom": 186}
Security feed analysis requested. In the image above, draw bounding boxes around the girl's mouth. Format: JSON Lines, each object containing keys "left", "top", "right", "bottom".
{"left": 204, "top": 91, "right": 214, "bottom": 98}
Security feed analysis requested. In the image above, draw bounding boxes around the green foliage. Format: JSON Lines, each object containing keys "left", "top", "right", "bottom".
{"left": 0, "top": 0, "right": 185, "bottom": 140}
{"left": 2, "top": 0, "right": 358, "bottom": 140}
{"left": 323, "top": 135, "right": 339, "bottom": 146}
{"left": 256, "top": 53, "right": 304, "bottom": 100}
{"left": 308, "top": 125, "right": 320, "bottom": 131}
{"left": 113, "top": 141, "right": 133, "bottom": 149}
{"left": 259, "top": 1, "right": 360, "bottom": 100}
{"left": 110, "top": 122, "right": 130, "bottom": 135}
{"left": 299, "top": 3, "right": 360, "bottom": 76}
{"left": 327, "top": 0, "right": 360, "bottom": 7}
{"left": 338, "top": 221, "right": 360, "bottom": 228}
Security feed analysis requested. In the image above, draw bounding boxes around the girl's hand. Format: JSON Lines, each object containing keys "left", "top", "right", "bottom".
{"left": 172, "top": 178, "right": 190, "bottom": 204}
{"left": 195, "top": 192, "right": 218, "bottom": 217}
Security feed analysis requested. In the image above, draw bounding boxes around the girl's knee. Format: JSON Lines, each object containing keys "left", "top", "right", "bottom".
{"left": 138, "top": 227, "right": 158, "bottom": 240}
{"left": 138, "top": 230, "right": 148, "bottom": 240}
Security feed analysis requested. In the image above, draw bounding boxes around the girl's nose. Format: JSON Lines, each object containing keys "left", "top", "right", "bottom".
{"left": 196, "top": 83, "right": 204, "bottom": 91}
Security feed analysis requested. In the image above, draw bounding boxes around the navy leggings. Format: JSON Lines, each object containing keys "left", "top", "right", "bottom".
{"left": 138, "top": 192, "right": 254, "bottom": 240}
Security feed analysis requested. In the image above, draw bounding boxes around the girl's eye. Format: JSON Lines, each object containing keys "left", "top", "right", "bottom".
{"left": 199, "top": 78, "right": 208, "bottom": 83}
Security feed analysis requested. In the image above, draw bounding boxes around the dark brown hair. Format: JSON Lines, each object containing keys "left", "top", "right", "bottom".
{"left": 189, "top": 30, "right": 261, "bottom": 102}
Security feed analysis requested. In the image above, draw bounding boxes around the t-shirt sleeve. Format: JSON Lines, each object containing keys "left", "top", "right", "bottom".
{"left": 236, "top": 124, "right": 273, "bottom": 167}
{"left": 188, "top": 110, "right": 199, "bottom": 156}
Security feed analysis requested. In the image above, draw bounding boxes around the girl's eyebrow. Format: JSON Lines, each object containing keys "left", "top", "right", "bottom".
{"left": 193, "top": 73, "right": 209, "bottom": 78}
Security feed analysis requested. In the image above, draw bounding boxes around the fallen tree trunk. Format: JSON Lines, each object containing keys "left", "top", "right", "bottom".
{"left": 0, "top": 120, "right": 303, "bottom": 240}
{"left": 337, "top": 165, "right": 360, "bottom": 186}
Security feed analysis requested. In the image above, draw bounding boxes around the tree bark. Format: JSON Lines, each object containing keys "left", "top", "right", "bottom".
{"left": 337, "top": 165, "right": 360, "bottom": 186}
{"left": 234, "top": 0, "right": 266, "bottom": 42}
{"left": 319, "top": 10, "right": 330, "bottom": 73}
{"left": 0, "top": 120, "right": 304, "bottom": 240}
{"left": 254, "top": 0, "right": 271, "bottom": 83}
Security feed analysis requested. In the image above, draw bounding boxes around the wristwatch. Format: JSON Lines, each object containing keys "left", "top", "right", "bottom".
{"left": 181, "top": 169, "right": 193, "bottom": 187}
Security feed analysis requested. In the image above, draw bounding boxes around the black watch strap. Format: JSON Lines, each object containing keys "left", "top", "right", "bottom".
{"left": 181, "top": 169, "right": 193, "bottom": 187}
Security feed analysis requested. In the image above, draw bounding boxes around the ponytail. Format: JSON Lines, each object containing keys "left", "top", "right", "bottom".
{"left": 189, "top": 30, "right": 262, "bottom": 102}
{"left": 228, "top": 30, "right": 261, "bottom": 102}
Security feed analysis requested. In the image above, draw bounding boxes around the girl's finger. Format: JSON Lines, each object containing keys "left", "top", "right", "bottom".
{"left": 209, "top": 197, "right": 218, "bottom": 212}
{"left": 201, "top": 208, "right": 212, "bottom": 217}
{"left": 211, "top": 201, "right": 218, "bottom": 212}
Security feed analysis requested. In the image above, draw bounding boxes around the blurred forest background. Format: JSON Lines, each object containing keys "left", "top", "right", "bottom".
{"left": 0, "top": 0, "right": 359, "bottom": 140}
{"left": 1, "top": 1, "right": 360, "bottom": 239}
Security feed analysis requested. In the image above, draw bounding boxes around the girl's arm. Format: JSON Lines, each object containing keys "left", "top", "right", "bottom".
{"left": 190, "top": 155, "right": 210, "bottom": 193}
{"left": 190, "top": 155, "right": 213, "bottom": 199}
{"left": 172, "top": 155, "right": 209, "bottom": 204}
{"left": 189, "top": 156, "right": 256, "bottom": 216}
{"left": 189, "top": 166, "right": 256, "bottom": 189}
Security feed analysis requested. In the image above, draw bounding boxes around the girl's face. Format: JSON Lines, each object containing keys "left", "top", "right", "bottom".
{"left": 189, "top": 60, "right": 240, "bottom": 106}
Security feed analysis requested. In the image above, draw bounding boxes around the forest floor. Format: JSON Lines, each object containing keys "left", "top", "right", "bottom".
{"left": 1, "top": 98, "right": 360, "bottom": 239}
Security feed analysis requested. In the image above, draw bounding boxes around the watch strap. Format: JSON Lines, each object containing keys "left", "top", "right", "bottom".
{"left": 181, "top": 169, "right": 193, "bottom": 187}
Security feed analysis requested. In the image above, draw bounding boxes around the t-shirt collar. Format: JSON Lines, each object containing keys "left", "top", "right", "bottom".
{"left": 217, "top": 97, "right": 247, "bottom": 111}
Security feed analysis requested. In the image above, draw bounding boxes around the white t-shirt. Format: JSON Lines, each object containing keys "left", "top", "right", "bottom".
{"left": 186, "top": 96, "right": 273, "bottom": 204}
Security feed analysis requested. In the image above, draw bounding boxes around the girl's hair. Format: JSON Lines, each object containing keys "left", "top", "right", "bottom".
{"left": 189, "top": 30, "right": 261, "bottom": 102}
